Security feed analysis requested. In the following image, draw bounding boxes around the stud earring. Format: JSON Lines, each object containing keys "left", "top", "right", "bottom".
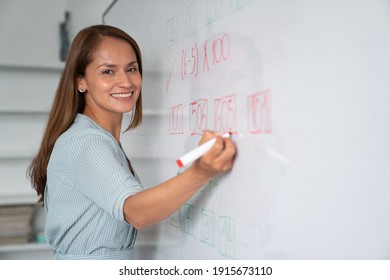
{"left": 78, "top": 87, "right": 86, "bottom": 93}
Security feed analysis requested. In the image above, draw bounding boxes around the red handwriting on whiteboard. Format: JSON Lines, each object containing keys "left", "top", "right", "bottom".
{"left": 189, "top": 99, "right": 208, "bottom": 135}
{"left": 181, "top": 42, "right": 199, "bottom": 80}
{"left": 181, "top": 33, "right": 231, "bottom": 80}
{"left": 169, "top": 104, "right": 184, "bottom": 134}
{"left": 247, "top": 90, "right": 272, "bottom": 134}
{"left": 202, "top": 33, "right": 231, "bottom": 71}
{"left": 214, "top": 94, "right": 237, "bottom": 133}
{"left": 166, "top": 58, "right": 176, "bottom": 94}
{"left": 211, "top": 34, "right": 231, "bottom": 65}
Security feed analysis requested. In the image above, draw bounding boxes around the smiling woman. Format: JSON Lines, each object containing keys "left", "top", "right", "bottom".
{"left": 27, "top": 25, "right": 236, "bottom": 260}
{"left": 77, "top": 36, "right": 142, "bottom": 141}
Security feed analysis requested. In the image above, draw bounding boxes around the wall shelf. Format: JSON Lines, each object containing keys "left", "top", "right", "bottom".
{"left": 0, "top": 243, "right": 52, "bottom": 253}
{"left": 0, "top": 110, "right": 49, "bottom": 116}
{"left": 142, "top": 109, "right": 168, "bottom": 117}
{"left": 0, "top": 149, "right": 36, "bottom": 160}
{"left": 0, "top": 63, "right": 64, "bottom": 73}
{"left": 0, "top": 194, "right": 38, "bottom": 206}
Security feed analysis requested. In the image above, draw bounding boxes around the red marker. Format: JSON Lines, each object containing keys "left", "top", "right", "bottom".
{"left": 176, "top": 132, "right": 231, "bottom": 167}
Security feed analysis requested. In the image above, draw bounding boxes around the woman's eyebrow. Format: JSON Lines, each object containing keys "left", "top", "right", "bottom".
{"left": 127, "top": 61, "right": 138, "bottom": 66}
{"left": 96, "top": 63, "right": 117, "bottom": 69}
{"left": 96, "top": 61, "right": 138, "bottom": 69}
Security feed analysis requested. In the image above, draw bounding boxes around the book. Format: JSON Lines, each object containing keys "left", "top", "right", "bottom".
{"left": 0, "top": 204, "right": 36, "bottom": 245}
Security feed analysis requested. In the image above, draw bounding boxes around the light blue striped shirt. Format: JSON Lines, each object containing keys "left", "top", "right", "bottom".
{"left": 45, "top": 113, "right": 143, "bottom": 259}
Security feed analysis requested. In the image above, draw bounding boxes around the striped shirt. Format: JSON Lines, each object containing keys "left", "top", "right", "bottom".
{"left": 44, "top": 113, "right": 143, "bottom": 259}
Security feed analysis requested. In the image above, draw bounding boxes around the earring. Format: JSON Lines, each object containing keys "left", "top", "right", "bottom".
{"left": 78, "top": 87, "right": 86, "bottom": 93}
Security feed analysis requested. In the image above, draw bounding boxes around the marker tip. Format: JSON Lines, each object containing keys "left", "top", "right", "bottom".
{"left": 176, "top": 159, "right": 184, "bottom": 168}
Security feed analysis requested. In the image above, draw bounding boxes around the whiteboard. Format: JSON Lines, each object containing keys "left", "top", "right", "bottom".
{"left": 106, "top": 0, "right": 390, "bottom": 259}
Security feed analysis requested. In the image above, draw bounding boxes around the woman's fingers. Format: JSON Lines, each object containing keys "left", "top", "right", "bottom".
{"left": 198, "top": 131, "right": 236, "bottom": 174}
{"left": 198, "top": 130, "right": 216, "bottom": 145}
{"left": 212, "top": 136, "right": 236, "bottom": 171}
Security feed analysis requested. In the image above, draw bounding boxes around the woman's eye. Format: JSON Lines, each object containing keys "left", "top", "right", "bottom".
{"left": 102, "top": 69, "right": 114, "bottom": 75}
{"left": 127, "top": 67, "right": 137, "bottom": 72}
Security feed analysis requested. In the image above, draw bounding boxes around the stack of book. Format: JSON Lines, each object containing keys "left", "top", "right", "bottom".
{"left": 0, "top": 204, "right": 36, "bottom": 245}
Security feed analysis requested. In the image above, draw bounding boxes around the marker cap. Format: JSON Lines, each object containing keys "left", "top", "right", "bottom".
{"left": 176, "top": 159, "right": 184, "bottom": 168}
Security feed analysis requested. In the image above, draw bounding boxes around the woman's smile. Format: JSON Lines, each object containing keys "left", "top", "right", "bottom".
{"left": 110, "top": 91, "right": 133, "bottom": 99}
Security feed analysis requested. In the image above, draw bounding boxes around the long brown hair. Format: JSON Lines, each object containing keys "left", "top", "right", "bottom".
{"left": 27, "top": 25, "right": 143, "bottom": 204}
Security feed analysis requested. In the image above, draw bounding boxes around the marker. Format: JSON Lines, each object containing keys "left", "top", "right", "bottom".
{"left": 176, "top": 132, "right": 231, "bottom": 167}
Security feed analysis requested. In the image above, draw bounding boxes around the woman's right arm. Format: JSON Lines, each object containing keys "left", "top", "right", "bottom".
{"left": 123, "top": 130, "right": 236, "bottom": 229}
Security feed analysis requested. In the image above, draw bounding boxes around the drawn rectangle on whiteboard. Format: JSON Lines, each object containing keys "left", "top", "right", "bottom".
{"left": 247, "top": 90, "right": 271, "bottom": 134}
{"left": 201, "top": 209, "right": 215, "bottom": 247}
{"left": 218, "top": 216, "right": 235, "bottom": 259}
{"left": 169, "top": 104, "right": 184, "bottom": 134}
{"left": 189, "top": 98, "right": 208, "bottom": 135}
{"left": 214, "top": 94, "right": 237, "bottom": 133}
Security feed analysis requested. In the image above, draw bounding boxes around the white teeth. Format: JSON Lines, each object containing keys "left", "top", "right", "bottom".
{"left": 111, "top": 92, "right": 133, "bottom": 98}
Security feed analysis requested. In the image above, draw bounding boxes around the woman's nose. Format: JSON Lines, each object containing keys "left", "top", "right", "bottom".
{"left": 117, "top": 71, "right": 132, "bottom": 88}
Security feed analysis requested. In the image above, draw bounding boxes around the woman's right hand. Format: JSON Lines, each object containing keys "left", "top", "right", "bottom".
{"left": 189, "top": 130, "right": 237, "bottom": 181}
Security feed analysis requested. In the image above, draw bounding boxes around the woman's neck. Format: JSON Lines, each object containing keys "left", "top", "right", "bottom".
{"left": 83, "top": 105, "right": 123, "bottom": 142}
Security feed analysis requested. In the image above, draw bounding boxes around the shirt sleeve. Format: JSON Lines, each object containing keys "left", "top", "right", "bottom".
{"left": 67, "top": 129, "right": 143, "bottom": 221}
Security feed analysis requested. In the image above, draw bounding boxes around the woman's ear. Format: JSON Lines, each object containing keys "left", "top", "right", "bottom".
{"left": 77, "top": 77, "right": 87, "bottom": 93}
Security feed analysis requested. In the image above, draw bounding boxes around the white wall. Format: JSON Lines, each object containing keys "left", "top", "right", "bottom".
{"left": 0, "top": 0, "right": 112, "bottom": 66}
{"left": 65, "top": 0, "right": 112, "bottom": 38}
{"left": 0, "top": 0, "right": 66, "bottom": 66}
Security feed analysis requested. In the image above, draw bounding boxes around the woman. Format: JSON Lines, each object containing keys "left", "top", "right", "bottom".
{"left": 28, "top": 25, "right": 236, "bottom": 259}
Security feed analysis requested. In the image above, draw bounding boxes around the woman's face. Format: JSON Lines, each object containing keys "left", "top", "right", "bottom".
{"left": 78, "top": 36, "right": 141, "bottom": 118}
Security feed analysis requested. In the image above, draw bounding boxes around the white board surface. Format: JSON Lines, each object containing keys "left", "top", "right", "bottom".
{"left": 106, "top": 0, "right": 390, "bottom": 259}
